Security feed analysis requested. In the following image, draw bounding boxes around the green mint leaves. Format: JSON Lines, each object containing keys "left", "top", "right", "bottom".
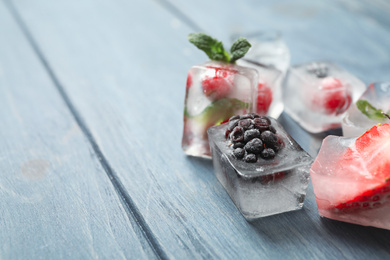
{"left": 188, "top": 33, "right": 251, "bottom": 63}
{"left": 230, "top": 37, "right": 251, "bottom": 63}
{"left": 356, "top": 100, "right": 390, "bottom": 121}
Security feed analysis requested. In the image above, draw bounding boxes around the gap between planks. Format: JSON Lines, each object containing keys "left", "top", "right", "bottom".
{"left": 2, "top": 1, "right": 168, "bottom": 259}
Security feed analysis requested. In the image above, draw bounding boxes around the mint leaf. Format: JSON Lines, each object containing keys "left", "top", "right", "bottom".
{"left": 188, "top": 33, "right": 230, "bottom": 62}
{"left": 230, "top": 38, "right": 251, "bottom": 63}
{"left": 189, "top": 98, "right": 250, "bottom": 125}
{"left": 356, "top": 100, "right": 387, "bottom": 121}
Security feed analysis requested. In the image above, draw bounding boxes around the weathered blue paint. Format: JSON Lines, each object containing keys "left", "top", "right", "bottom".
{"left": 1, "top": 0, "right": 390, "bottom": 259}
{"left": 0, "top": 1, "right": 156, "bottom": 259}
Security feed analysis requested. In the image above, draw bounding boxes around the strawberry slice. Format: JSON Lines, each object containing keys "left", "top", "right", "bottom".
{"left": 334, "top": 124, "right": 390, "bottom": 212}
{"left": 256, "top": 82, "right": 273, "bottom": 115}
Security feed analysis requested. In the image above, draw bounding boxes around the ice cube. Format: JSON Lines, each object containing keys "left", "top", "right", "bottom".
{"left": 207, "top": 117, "right": 312, "bottom": 220}
{"left": 234, "top": 31, "right": 289, "bottom": 119}
{"left": 182, "top": 61, "right": 258, "bottom": 158}
{"left": 237, "top": 60, "right": 284, "bottom": 118}
{"left": 283, "top": 62, "right": 366, "bottom": 133}
{"left": 310, "top": 129, "right": 390, "bottom": 230}
{"left": 235, "top": 31, "right": 290, "bottom": 75}
{"left": 342, "top": 82, "right": 390, "bottom": 137}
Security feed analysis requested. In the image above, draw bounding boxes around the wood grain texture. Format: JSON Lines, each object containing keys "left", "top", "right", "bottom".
{"left": 0, "top": 2, "right": 156, "bottom": 259}
{"left": 7, "top": 0, "right": 390, "bottom": 259}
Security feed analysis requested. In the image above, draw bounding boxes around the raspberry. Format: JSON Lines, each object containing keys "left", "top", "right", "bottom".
{"left": 256, "top": 83, "right": 273, "bottom": 115}
{"left": 186, "top": 73, "right": 192, "bottom": 90}
{"left": 202, "top": 77, "right": 232, "bottom": 100}
{"left": 316, "top": 78, "right": 352, "bottom": 115}
{"left": 202, "top": 66, "right": 235, "bottom": 101}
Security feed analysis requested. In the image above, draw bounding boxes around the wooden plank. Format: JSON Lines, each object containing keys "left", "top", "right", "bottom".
{"left": 0, "top": 2, "right": 156, "bottom": 259}
{"left": 9, "top": 0, "right": 390, "bottom": 259}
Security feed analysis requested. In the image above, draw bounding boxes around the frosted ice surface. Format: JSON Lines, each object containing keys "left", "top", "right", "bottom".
{"left": 182, "top": 61, "right": 258, "bottom": 158}
{"left": 342, "top": 82, "right": 390, "bottom": 137}
{"left": 207, "top": 118, "right": 312, "bottom": 219}
{"left": 310, "top": 134, "right": 390, "bottom": 230}
{"left": 234, "top": 31, "right": 289, "bottom": 119}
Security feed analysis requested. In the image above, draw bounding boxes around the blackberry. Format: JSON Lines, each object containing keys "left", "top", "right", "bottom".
{"left": 230, "top": 126, "right": 244, "bottom": 142}
{"left": 244, "top": 138, "right": 263, "bottom": 154}
{"left": 244, "top": 153, "right": 257, "bottom": 163}
{"left": 260, "top": 131, "right": 278, "bottom": 147}
{"left": 244, "top": 129, "right": 261, "bottom": 142}
{"left": 261, "top": 148, "right": 276, "bottom": 159}
{"left": 233, "top": 148, "right": 245, "bottom": 159}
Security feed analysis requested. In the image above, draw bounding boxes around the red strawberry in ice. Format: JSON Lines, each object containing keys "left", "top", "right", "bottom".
{"left": 256, "top": 82, "right": 273, "bottom": 115}
{"left": 201, "top": 66, "right": 235, "bottom": 101}
{"left": 334, "top": 124, "right": 390, "bottom": 212}
{"left": 319, "top": 78, "right": 352, "bottom": 115}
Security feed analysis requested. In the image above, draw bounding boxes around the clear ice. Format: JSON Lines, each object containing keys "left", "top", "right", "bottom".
{"left": 236, "top": 31, "right": 290, "bottom": 119}
{"left": 207, "top": 118, "right": 312, "bottom": 220}
{"left": 342, "top": 82, "right": 390, "bottom": 137}
{"left": 310, "top": 134, "right": 390, "bottom": 230}
{"left": 283, "top": 62, "right": 366, "bottom": 133}
{"left": 182, "top": 61, "right": 258, "bottom": 158}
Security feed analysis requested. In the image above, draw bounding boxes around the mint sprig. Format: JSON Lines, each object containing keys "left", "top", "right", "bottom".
{"left": 356, "top": 100, "right": 390, "bottom": 121}
{"left": 188, "top": 33, "right": 251, "bottom": 64}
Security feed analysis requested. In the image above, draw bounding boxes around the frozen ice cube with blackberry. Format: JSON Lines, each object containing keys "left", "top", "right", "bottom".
{"left": 283, "top": 62, "right": 366, "bottom": 133}
{"left": 342, "top": 82, "right": 390, "bottom": 137}
{"left": 207, "top": 114, "right": 313, "bottom": 220}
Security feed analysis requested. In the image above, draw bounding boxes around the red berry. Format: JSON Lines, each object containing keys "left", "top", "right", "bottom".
{"left": 319, "top": 78, "right": 352, "bottom": 115}
{"left": 256, "top": 83, "right": 273, "bottom": 115}
{"left": 186, "top": 73, "right": 192, "bottom": 90}
{"left": 333, "top": 124, "right": 390, "bottom": 212}
{"left": 202, "top": 76, "right": 232, "bottom": 100}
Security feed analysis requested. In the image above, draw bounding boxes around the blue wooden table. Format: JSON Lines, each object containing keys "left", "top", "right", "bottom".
{"left": 1, "top": 0, "right": 390, "bottom": 259}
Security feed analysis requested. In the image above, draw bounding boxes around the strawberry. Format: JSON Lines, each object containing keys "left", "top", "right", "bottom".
{"left": 256, "top": 82, "right": 273, "bottom": 115}
{"left": 319, "top": 77, "right": 352, "bottom": 115}
{"left": 333, "top": 124, "right": 390, "bottom": 212}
